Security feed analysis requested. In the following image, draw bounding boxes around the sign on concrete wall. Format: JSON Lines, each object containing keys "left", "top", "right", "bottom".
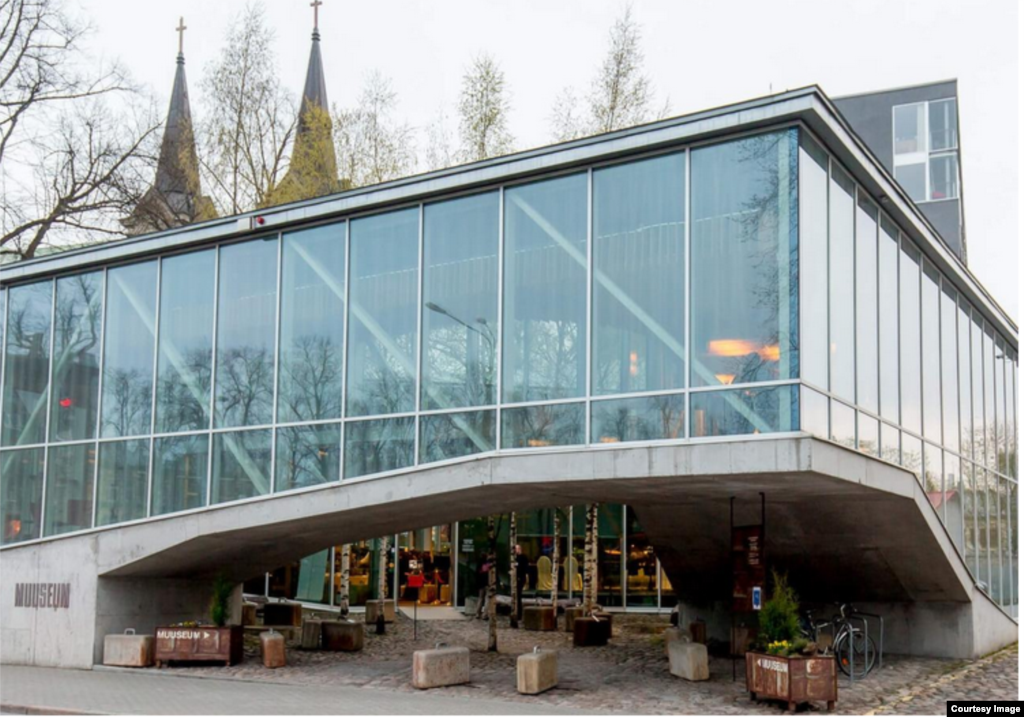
{"left": 13, "top": 583, "right": 71, "bottom": 609}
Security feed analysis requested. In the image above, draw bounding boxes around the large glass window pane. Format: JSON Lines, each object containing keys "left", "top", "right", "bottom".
{"left": 501, "top": 403, "right": 585, "bottom": 449}
{"left": 214, "top": 239, "right": 277, "bottom": 427}
{"left": 983, "top": 325, "right": 996, "bottom": 469}
{"left": 977, "top": 469, "right": 991, "bottom": 593}
{"left": 879, "top": 218, "right": 900, "bottom": 423}
{"left": 503, "top": 174, "right": 587, "bottom": 402}
{"left": 881, "top": 423, "right": 901, "bottom": 465}
{"left": 212, "top": 429, "right": 271, "bottom": 504}
{"left": 855, "top": 193, "right": 878, "bottom": 413}
{"left": 894, "top": 164, "right": 927, "bottom": 202}
{"left": 894, "top": 103, "right": 925, "bottom": 155}
{"left": 422, "top": 193, "right": 499, "bottom": 410}
{"left": 344, "top": 417, "right": 415, "bottom": 479}
{"left": 50, "top": 272, "right": 103, "bottom": 442}
{"left": 958, "top": 297, "right": 973, "bottom": 457}
{"left": 626, "top": 506, "right": 657, "bottom": 607}
{"left": 1, "top": 281, "right": 52, "bottom": 446}
{"left": 43, "top": 442, "right": 95, "bottom": 536}
{"left": 858, "top": 413, "right": 879, "bottom": 457}
{"left": 900, "top": 241, "right": 922, "bottom": 434}
{"left": 994, "top": 337, "right": 1007, "bottom": 474}
{"left": 591, "top": 394, "right": 684, "bottom": 443}
{"left": 278, "top": 224, "right": 345, "bottom": 424}
{"left": 987, "top": 471, "right": 1000, "bottom": 601}
{"left": 828, "top": 166, "right": 855, "bottom": 402}
{"left": 275, "top": 423, "right": 340, "bottom": 491}
{"left": 944, "top": 453, "right": 962, "bottom": 552}
{"left": 155, "top": 251, "right": 214, "bottom": 434}
{"left": 0, "top": 448, "right": 44, "bottom": 544}
{"left": 970, "top": 312, "right": 985, "bottom": 462}
{"left": 929, "top": 98, "right": 957, "bottom": 151}
{"left": 419, "top": 410, "right": 495, "bottom": 464}
{"left": 1011, "top": 353, "right": 1018, "bottom": 479}
{"left": 921, "top": 263, "right": 941, "bottom": 442}
{"left": 798, "top": 133, "right": 829, "bottom": 389}
{"left": 101, "top": 262, "right": 157, "bottom": 438}
{"left": 964, "top": 462, "right": 978, "bottom": 578}
{"left": 830, "top": 401, "right": 856, "bottom": 449}
{"left": 96, "top": 439, "right": 149, "bottom": 527}
{"left": 929, "top": 154, "right": 959, "bottom": 201}
{"left": 923, "top": 442, "right": 942, "bottom": 512}
{"left": 901, "top": 432, "right": 922, "bottom": 483}
{"left": 0, "top": 288, "right": 5, "bottom": 380}
{"left": 347, "top": 211, "right": 418, "bottom": 417}
{"left": 594, "top": 153, "right": 685, "bottom": 394}
{"left": 800, "top": 386, "right": 828, "bottom": 440}
{"left": 151, "top": 433, "right": 208, "bottom": 516}
{"left": 690, "top": 386, "right": 797, "bottom": 438}
{"left": 692, "top": 132, "right": 796, "bottom": 388}
{"left": 940, "top": 283, "right": 959, "bottom": 451}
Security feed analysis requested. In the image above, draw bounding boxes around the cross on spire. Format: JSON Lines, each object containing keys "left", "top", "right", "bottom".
{"left": 175, "top": 16, "right": 187, "bottom": 55}
{"left": 310, "top": 0, "right": 322, "bottom": 31}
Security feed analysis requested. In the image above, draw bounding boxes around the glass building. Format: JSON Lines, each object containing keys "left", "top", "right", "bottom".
{"left": 0, "top": 90, "right": 1017, "bottom": 621}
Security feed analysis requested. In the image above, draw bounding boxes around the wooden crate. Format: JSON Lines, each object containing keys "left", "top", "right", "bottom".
{"left": 746, "top": 652, "right": 837, "bottom": 713}
{"left": 155, "top": 626, "right": 243, "bottom": 667}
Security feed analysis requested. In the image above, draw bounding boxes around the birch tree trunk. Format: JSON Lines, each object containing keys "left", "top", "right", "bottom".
{"left": 377, "top": 536, "right": 389, "bottom": 601}
{"left": 509, "top": 511, "right": 519, "bottom": 629}
{"left": 583, "top": 503, "right": 598, "bottom": 615}
{"left": 338, "top": 544, "right": 351, "bottom": 618}
{"left": 487, "top": 514, "right": 498, "bottom": 652}
{"left": 551, "top": 509, "right": 561, "bottom": 616}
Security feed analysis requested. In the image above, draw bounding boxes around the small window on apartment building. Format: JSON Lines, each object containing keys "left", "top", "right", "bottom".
{"left": 893, "top": 98, "right": 959, "bottom": 202}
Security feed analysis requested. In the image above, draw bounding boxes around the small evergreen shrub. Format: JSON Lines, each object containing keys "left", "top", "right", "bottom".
{"left": 210, "top": 575, "right": 234, "bottom": 627}
{"left": 757, "top": 570, "right": 801, "bottom": 652}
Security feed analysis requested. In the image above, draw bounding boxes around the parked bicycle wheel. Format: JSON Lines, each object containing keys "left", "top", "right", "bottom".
{"left": 834, "top": 629, "right": 877, "bottom": 677}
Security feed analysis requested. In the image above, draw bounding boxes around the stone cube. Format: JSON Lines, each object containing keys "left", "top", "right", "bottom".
{"left": 260, "top": 630, "right": 286, "bottom": 668}
{"left": 412, "top": 646, "right": 471, "bottom": 689}
{"left": 563, "top": 606, "right": 584, "bottom": 632}
{"left": 103, "top": 631, "right": 154, "bottom": 667}
{"left": 321, "top": 619, "right": 364, "bottom": 652}
{"left": 365, "top": 599, "right": 396, "bottom": 624}
{"left": 523, "top": 606, "right": 556, "bottom": 631}
{"left": 300, "top": 619, "right": 322, "bottom": 650}
{"left": 517, "top": 649, "right": 557, "bottom": 695}
{"left": 573, "top": 615, "right": 609, "bottom": 647}
{"left": 664, "top": 627, "right": 691, "bottom": 656}
{"left": 668, "top": 639, "right": 709, "bottom": 681}
{"left": 241, "top": 602, "right": 258, "bottom": 626}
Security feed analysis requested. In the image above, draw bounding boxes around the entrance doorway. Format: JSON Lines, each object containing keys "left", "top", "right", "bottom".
{"left": 396, "top": 525, "right": 453, "bottom": 605}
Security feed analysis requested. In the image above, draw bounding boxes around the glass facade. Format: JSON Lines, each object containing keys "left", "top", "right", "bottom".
{"left": 0, "top": 125, "right": 1016, "bottom": 618}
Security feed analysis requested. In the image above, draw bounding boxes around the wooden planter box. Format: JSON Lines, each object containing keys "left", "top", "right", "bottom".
{"left": 155, "top": 626, "right": 243, "bottom": 667}
{"left": 746, "top": 652, "right": 837, "bottom": 713}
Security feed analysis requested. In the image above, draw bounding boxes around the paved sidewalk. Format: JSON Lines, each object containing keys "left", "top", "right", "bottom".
{"left": 0, "top": 666, "right": 584, "bottom": 716}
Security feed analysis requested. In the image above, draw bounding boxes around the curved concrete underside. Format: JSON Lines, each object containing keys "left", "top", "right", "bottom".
{"left": 1, "top": 436, "right": 1016, "bottom": 666}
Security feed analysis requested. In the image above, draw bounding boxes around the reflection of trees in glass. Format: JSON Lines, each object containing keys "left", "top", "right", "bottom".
{"left": 502, "top": 404, "right": 584, "bottom": 448}
{"left": 50, "top": 272, "right": 102, "bottom": 441}
{"left": 344, "top": 418, "right": 414, "bottom": 478}
{"left": 101, "top": 367, "right": 152, "bottom": 438}
{"left": 276, "top": 424, "right": 339, "bottom": 491}
{"left": 152, "top": 433, "right": 208, "bottom": 515}
{"left": 691, "top": 387, "right": 794, "bottom": 438}
{"left": 422, "top": 311, "right": 496, "bottom": 409}
{"left": 279, "top": 335, "right": 341, "bottom": 421}
{"left": 592, "top": 396, "right": 683, "bottom": 442}
{"left": 1, "top": 282, "right": 52, "bottom": 446}
{"left": 157, "top": 347, "right": 212, "bottom": 432}
{"left": 419, "top": 411, "right": 495, "bottom": 464}
{"left": 216, "top": 345, "right": 273, "bottom": 427}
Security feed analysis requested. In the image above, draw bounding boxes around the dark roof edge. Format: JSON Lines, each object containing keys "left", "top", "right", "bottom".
{"left": 832, "top": 78, "right": 958, "bottom": 101}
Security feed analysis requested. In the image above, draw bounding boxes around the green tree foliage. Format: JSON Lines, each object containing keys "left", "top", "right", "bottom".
{"left": 210, "top": 574, "right": 234, "bottom": 627}
{"left": 758, "top": 569, "right": 801, "bottom": 646}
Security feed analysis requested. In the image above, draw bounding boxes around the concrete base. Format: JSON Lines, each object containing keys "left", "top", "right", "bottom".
{"left": 412, "top": 646, "right": 471, "bottom": 689}
{"left": 564, "top": 606, "right": 584, "bottom": 632}
{"left": 523, "top": 606, "right": 556, "bottom": 631}
{"left": 365, "top": 600, "right": 396, "bottom": 625}
{"left": 663, "top": 627, "right": 690, "bottom": 657}
{"left": 668, "top": 640, "right": 709, "bottom": 681}
{"left": 517, "top": 650, "right": 557, "bottom": 695}
{"left": 321, "top": 620, "right": 364, "bottom": 652}
{"left": 300, "top": 619, "right": 322, "bottom": 650}
{"left": 573, "top": 615, "right": 609, "bottom": 647}
{"left": 102, "top": 632, "right": 154, "bottom": 667}
{"left": 260, "top": 630, "right": 286, "bottom": 668}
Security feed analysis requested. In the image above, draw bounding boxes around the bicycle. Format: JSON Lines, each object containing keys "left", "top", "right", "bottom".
{"left": 801, "top": 603, "right": 878, "bottom": 678}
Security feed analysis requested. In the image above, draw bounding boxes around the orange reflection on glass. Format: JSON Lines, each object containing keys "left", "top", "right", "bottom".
{"left": 715, "top": 373, "right": 736, "bottom": 385}
{"left": 598, "top": 436, "right": 620, "bottom": 444}
{"left": 629, "top": 351, "right": 639, "bottom": 376}
{"left": 527, "top": 439, "right": 551, "bottom": 447}
{"left": 707, "top": 339, "right": 779, "bottom": 362}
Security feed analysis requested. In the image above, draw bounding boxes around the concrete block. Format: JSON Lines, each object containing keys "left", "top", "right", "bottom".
{"left": 668, "top": 640, "right": 709, "bottom": 681}
{"left": 517, "top": 649, "right": 557, "bottom": 695}
{"left": 573, "top": 615, "right": 609, "bottom": 647}
{"left": 300, "top": 619, "right": 321, "bottom": 650}
{"left": 365, "top": 599, "right": 396, "bottom": 624}
{"left": 412, "top": 645, "right": 471, "bottom": 689}
{"left": 321, "top": 619, "right": 364, "bottom": 652}
{"left": 523, "top": 606, "right": 556, "bottom": 631}
{"left": 103, "top": 631, "right": 154, "bottom": 667}
{"left": 464, "top": 596, "right": 479, "bottom": 616}
{"left": 564, "top": 606, "right": 584, "bottom": 632}
{"left": 663, "top": 627, "right": 690, "bottom": 656}
{"left": 260, "top": 630, "right": 286, "bottom": 668}
{"left": 241, "top": 602, "right": 257, "bottom": 626}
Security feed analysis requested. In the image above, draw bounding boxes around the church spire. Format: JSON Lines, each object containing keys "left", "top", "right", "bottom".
{"left": 260, "top": 1, "right": 341, "bottom": 208}
{"left": 123, "top": 17, "right": 215, "bottom": 235}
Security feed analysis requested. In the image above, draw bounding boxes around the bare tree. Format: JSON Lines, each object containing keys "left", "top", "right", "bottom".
{"left": 1, "top": 0, "right": 160, "bottom": 260}
{"left": 457, "top": 54, "right": 513, "bottom": 163}
{"left": 338, "top": 544, "right": 351, "bottom": 618}
{"left": 486, "top": 514, "right": 498, "bottom": 652}
{"left": 423, "top": 107, "right": 455, "bottom": 171}
{"left": 333, "top": 71, "right": 415, "bottom": 188}
{"left": 551, "top": 508, "right": 561, "bottom": 620}
{"left": 548, "top": 7, "right": 668, "bottom": 142}
{"left": 508, "top": 511, "right": 519, "bottom": 629}
{"left": 198, "top": 3, "right": 294, "bottom": 215}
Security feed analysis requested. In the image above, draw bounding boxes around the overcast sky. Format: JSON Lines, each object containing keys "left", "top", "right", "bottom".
{"left": 79, "top": 0, "right": 1019, "bottom": 321}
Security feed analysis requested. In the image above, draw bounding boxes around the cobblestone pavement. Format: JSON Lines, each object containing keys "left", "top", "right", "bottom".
{"left": 137, "top": 614, "right": 1017, "bottom": 715}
